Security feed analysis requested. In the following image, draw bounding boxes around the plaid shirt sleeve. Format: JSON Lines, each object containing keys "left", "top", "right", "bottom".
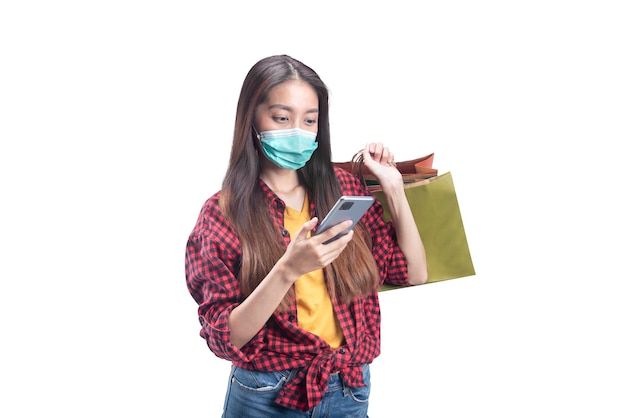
{"left": 185, "top": 192, "right": 266, "bottom": 362}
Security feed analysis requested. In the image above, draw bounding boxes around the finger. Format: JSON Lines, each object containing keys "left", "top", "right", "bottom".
{"left": 382, "top": 149, "right": 395, "bottom": 166}
{"left": 314, "top": 219, "right": 353, "bottom": 245}
{"left": 318, "top": 231, "right": 354, "bottom": 265}
{"left": 368, "top": 143, "right": 384, "bottom": 162}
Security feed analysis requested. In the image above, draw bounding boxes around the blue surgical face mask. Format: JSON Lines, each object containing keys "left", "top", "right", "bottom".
{"left": 256, "top": 128, "right": 318, "bottom": 170}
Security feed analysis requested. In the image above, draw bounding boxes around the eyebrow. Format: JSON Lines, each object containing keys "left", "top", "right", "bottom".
{"left": 268, "top": 104, "right": 319, "bottom": 114}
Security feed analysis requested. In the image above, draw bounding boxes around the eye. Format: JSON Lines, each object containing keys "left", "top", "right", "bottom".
{"left": 305, "top": 118, "right": 317, "bottom": 126}
{"left": 273, "top": 116, "right": 289, "bottom": 123}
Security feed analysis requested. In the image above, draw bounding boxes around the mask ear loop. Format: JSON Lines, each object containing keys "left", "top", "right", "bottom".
{"left": 251, "top": 125, "right": 263, "bottom": 156}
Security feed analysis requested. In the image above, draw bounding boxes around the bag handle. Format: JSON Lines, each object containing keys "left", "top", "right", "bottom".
{"left": 333, "top": 151, "right": 438, "bottom": 190}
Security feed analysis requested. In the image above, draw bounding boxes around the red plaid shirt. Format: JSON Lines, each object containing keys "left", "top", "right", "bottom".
{"left": 185, "top": 167, "right": 410, "bottom": 411}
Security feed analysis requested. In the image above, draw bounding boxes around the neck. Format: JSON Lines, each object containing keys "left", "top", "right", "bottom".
{"left": 260, "top": 169, "right": 305, "bottom": 209}
{"left": 262, "top": 177, "right": 302, "bottom": 196}
{"left": 260, "top": 165, "right": 299, "bottom": 193}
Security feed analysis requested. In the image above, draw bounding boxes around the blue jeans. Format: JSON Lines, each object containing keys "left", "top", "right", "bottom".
{"left": 222, "top": 364, "right": 370, "bottom": 418}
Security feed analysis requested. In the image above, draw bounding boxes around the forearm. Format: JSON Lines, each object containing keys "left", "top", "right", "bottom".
{"left": 228, "top": 260, "right": 297, "bottom": 349}
{"left": 383, "top": 186, "right": 428, "bottom": 285}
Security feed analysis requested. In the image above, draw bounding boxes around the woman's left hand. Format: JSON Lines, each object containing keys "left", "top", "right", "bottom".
{"left": 362, "top": 143, "right": 428, "bottom": 285}
{"left": 361, "top": 143, "right": 403, "bottom": 192}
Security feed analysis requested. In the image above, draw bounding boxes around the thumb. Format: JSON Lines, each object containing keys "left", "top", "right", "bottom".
{"left": 293, "top": 217, "right": 319, "bottom": 241}
{"left": 362, "top": 144, "right": 372, "bottom": 162}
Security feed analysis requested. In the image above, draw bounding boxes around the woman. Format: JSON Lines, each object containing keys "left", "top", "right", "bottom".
{"left": 185, "top": 54, "right": 427, "bottom": 417}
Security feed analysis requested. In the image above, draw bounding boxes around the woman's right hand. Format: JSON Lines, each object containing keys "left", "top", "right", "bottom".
{"left": 278, "top": 217, "right": 353, "bottom": 282}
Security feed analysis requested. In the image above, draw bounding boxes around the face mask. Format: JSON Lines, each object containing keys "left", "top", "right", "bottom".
{"left": 257, "top": 128, "right": 318, "bottom": 170}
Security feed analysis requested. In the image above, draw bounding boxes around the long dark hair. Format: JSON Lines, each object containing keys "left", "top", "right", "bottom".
{"left": 220, "top": 54, "right": 379, "bottom": 310}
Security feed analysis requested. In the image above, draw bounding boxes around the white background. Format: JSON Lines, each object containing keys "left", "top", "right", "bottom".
{"left": 1, "top": 1, "right": 625, "bottom": 417}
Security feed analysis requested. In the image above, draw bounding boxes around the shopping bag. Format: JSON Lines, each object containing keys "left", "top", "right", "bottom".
{"left": 333, "top": 152, "right": 475, "bottom": 290}
{"left": 374, "top": 172, "right": 475, "bottom": 290}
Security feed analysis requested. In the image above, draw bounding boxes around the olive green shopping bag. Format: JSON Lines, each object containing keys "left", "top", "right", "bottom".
{"left": 375, "top": 172, "right": 475, "bottom": 290}
{"left": 334, "top": 152, "right": 475, "bottom": 290}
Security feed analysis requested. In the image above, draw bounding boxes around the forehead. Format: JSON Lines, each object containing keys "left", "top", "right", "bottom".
{"left": 265, "top": 79, "right": 318, "bottom": 108}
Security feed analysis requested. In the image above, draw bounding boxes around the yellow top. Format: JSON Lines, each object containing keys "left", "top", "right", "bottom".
{"left": 283, "top": 194, "right": 344, "bottom": 349}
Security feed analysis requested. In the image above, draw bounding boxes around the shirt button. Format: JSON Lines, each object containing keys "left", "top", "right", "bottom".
{"left": 289, "top": 315, "right": 296, "bottom": 321}
{"left": 281, "top": 230, "right": 289, "bottom": 237}
{"left": 339, "top": 348, "right": 346, "bottom": 354}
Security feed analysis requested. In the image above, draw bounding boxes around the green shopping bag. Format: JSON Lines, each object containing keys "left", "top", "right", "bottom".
{"left": 375, "top": 172, "right": 475, "bottom": 290}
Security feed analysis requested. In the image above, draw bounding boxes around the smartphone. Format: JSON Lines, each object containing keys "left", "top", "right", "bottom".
{"left": 314, "top": 196, "right": 375, "bottom": 244}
